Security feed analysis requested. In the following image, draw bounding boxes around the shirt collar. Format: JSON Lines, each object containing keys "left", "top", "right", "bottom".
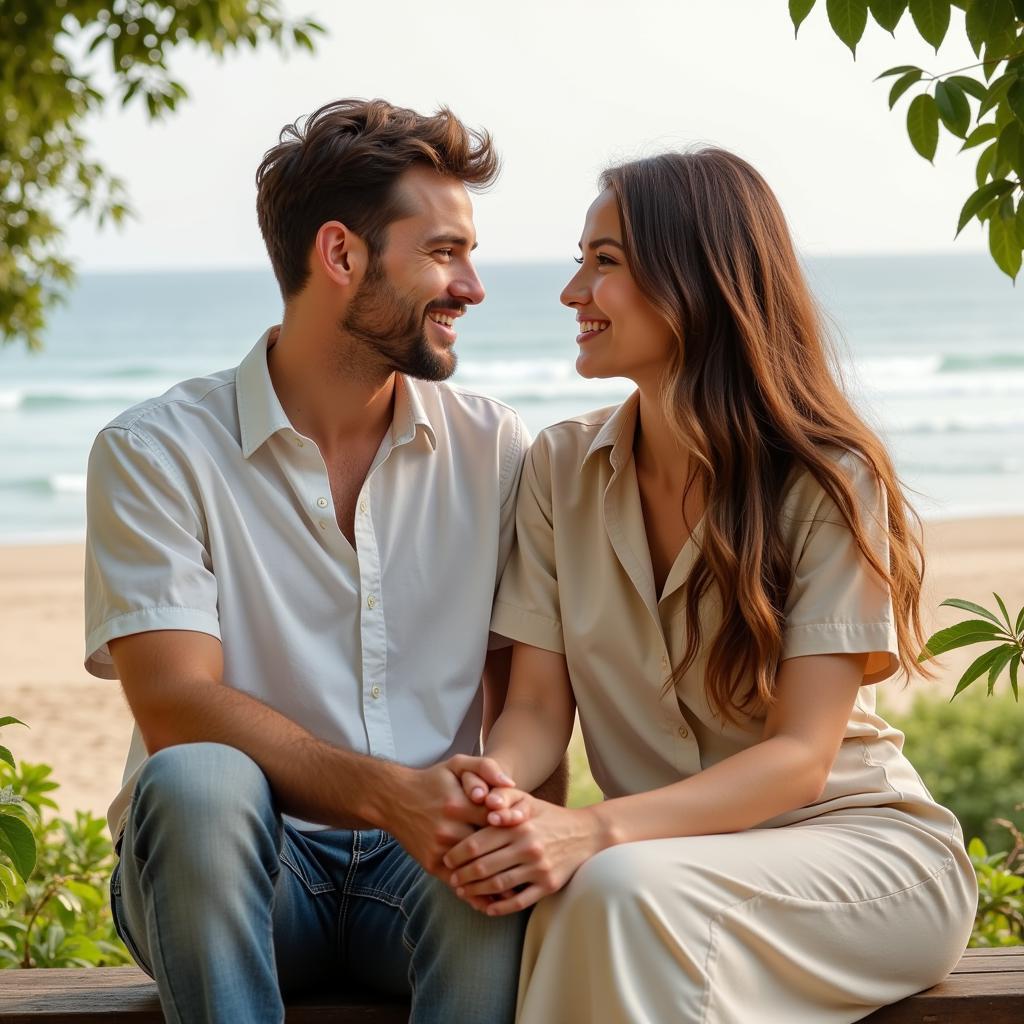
{"left": 238, "top": 328, "right": 293, "bottom": 459}
{"left": 582, "top": 390, "right": 640, "bottom": 473}
{"left": 237, "top": 327, "right": 438, "bottom": 459}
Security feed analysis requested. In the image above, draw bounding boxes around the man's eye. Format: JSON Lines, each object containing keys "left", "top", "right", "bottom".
{"left": 435, "top": 248, "right": 454, "bottom": 260}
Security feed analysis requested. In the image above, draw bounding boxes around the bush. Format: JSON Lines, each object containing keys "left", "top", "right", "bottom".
{"left": 0, "top": 759, "right": 129, "bottom": 968}
{"left": 883, "top": 689, "right": 1024, "bottom": 853}
{"left": 970, "top": 825, "right": 1024, "bottom": 948}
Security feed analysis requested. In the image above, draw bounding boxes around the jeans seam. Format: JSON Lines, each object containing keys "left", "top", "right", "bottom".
{"left": 336, "top": 829, "right": 363, "bottom": 966}
{"left": 347, "top": 885, "right": 406, "bottom": 909}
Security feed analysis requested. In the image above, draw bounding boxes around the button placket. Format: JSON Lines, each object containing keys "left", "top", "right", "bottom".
{"left": 355, "top": 473, "right": 395, "bottom": 761}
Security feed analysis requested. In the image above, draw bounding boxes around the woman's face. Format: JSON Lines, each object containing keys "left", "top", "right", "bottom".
{"left": 560, "top": 189, "right": 676, "bottom": 388}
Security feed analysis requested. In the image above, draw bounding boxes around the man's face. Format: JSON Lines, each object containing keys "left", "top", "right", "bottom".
{"left": 341, "top": 166, "right": 485, "bottom": 381}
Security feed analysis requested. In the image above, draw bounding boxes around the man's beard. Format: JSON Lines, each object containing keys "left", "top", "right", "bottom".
{"left": 340, "top": 259, "right": 458, "bottom": 382}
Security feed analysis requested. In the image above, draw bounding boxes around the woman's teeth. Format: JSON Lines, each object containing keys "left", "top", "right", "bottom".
{"left": 580, "top": 321, "right": 608, "bottom": 334}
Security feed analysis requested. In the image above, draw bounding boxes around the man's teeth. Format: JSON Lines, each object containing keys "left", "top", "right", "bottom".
{"left": 429, "top": 313, "right": 456, "bottom": 328}
{"left": 580, "top": 321, "right": 608, "bottom": 334}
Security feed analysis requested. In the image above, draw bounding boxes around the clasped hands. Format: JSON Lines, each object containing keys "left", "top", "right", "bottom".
{"left": 387, "top": 754, "right": 601, "bottom": 916}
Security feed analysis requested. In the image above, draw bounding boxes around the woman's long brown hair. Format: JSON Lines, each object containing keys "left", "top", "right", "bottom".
{"left": 600, "top": 150, "right": 928, "bottom": 723}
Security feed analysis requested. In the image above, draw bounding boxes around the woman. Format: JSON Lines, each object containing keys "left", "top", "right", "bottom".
{"left": 442, "top": 149, "right": 977, "bottom": 1023}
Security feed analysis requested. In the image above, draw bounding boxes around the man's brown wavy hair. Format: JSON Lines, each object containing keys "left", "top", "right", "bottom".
{"left": 600, "top": 149, "right": 928, "bottom": 723}
{"left": 256, "top": 98, "right": 499, "bottom": 299}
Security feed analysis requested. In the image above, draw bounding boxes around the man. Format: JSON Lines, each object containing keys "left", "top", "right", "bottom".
{"left": 84, "top": 98, "right": 532, "bottom": 1023}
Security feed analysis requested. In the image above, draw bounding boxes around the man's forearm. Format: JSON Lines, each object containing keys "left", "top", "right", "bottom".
{"left": 129, "top": 677, "right": 404, "bottom": 830}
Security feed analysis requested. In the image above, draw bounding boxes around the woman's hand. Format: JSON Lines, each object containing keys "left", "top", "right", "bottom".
{"left": 443, "top": 796, "right": 606, "bottom": 916}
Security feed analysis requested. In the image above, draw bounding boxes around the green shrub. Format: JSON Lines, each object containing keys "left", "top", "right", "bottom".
{"left": 0, "top": 760, "right": 129, "bottom": 968}
{"left": 883, "top": 689, "right": 1024, "bottom": 853}
{"left": 969, "top": 825, "right": 1024, "bottom": 948}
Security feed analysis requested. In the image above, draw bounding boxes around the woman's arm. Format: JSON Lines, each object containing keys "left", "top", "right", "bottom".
{"left": 461, "top": 641, "right": 577, "bottom": 803}
{"left": 446, "top": 650, "right": 868, "bottom": 914}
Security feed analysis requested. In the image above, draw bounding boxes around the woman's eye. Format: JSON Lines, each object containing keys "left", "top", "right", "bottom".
{"left": 596, "top": 253, "right": 616, "bottom": 266}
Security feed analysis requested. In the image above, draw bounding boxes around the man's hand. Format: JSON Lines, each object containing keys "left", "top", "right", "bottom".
{"left": 383, "top": 756, "right": 516, "bottom": 878}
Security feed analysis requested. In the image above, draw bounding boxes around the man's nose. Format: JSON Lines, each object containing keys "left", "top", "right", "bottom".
{"left": 451, "top": 262, "right": 486, "bottom": 306}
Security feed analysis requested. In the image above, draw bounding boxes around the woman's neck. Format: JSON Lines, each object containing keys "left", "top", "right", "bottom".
{"left": 634, "top": 387, "right": 691, "bottom": 491}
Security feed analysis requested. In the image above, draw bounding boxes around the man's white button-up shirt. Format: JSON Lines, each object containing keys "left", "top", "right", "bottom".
{"left": 84, "top": 329, "right": 528, "bottom": 838}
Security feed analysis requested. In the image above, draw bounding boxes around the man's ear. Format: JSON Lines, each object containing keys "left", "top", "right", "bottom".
{"left": 313, "top": 220, "right": 369, "bottom": 288}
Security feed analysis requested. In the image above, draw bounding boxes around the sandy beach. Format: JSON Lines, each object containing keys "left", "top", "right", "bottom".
{"left": 2, "top": 517, "right": 1023, "bottom": 823}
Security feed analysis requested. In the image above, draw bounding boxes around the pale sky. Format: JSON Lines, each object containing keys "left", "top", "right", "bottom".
{"left": 65, "top": 0, "right": 988, "bottom": 270}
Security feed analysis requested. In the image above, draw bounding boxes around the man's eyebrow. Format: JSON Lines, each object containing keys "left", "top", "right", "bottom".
{"left": 426, "top": 233, "right": 479, "bottom": 251}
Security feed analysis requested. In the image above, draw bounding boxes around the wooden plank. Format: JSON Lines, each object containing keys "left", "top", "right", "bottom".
{"left": 0, "top": 967, "right": 407, "bottom": 1023}
{"left": 0, "top": 951, "right": 1022, "bottom": 1022}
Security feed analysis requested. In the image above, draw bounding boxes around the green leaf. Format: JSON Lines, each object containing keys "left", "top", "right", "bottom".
{"left": 979, "top": 73, "right": 1018, "bottom": 118}
{"left": 940, "top": 597, "right": 1005, "bottom": 626}
{"left": 907, "top": 93, "right": 941, "bottom": 161}
{"left": 936, "top": 80, "right": 971, "bottom": 137}
{"left": 1008, "top": 80, "right": 1024, "bottom": 124}
{"left": 961, "top": 122, "right": 1000, "bottom": 151}
{"left": 0, "top": 718, "right": 26, "bottom": 730}
{"left": 0, "top": 747, "right": 12, "bottom": 771}
{"left": 997, "top": 592, "right": 1017, "bottom": 632}
{"left": 876, "top": 64, "right": 923, "bottom": 79}
{"left": 920, "top": 618, "right": 1005, "bottom": 660}
{"left": 827, "top": 0, "right": 869, "bottom": 55}
{"left": 987, "top": 644, "right": 1016, "bottom": 695}
{"left": 966, "top": 0, "right": 1016, "bottom": 58}
{"left": 909, "top": 0, "right": 951, "bottom": 51}
{"left": 976, "top": 141, "right": 999, "bottom": 185}
{"left": 1009, "top": 652, "right": 1021, "bottom": 701}
{"left": 0, "top": 814, "right": 36, "bottom": 882}
{"left": 989, "top": 209, "right": 1023, "bottom": 280}
{"left": 951, "top": 645, "right": 1006, "bottom": 698}
{"left": 1016, "top": 604, "right": 1024, "bottom": 636}
{"left": 956, "top": 179, "right": 1015, "bottom": 235}
{"left": 889, "top": 69, "right": 924, "bottom": 108}
{"left": 870, "top": 0, "right": 908, "bottom": 32}
{"left": 945, "top": 76, "right": 988, "bottom": 103}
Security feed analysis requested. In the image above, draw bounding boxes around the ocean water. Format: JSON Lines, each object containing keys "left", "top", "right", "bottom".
{"left": 1, "top": 254, "right": 1022, "bottom": 542}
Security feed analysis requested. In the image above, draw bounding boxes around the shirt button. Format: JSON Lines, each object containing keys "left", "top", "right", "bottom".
{"left": 316, "top": 497, "right": 328, "bottom": 509}
{"left": 318, "top": 520, "right": 327, "bottom": 531}
{"left": 661, "top": 656, "right": 670, "bottom": 670}
{"left": 678, "top": 725, "right": 689, "bottom": 739}
{"left": 295, "top": 439, "right": 304, "bottom": 448}
{"left": 366, "top": 594, "right": 377, "bottom": 609}
{"left": 359, "top": 499, "right": 368, "bottom": 515}
{"left": 370, "top": 685, "right": 382, "bottom": 699}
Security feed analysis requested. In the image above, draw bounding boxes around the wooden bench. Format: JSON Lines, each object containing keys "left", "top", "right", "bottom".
{"left": 0, "top": 948, "right": 1020, "bottom": 1022}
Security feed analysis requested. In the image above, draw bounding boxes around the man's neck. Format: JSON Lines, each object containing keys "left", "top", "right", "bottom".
{"left": 267, "top": 316, "right": 397, "bottom": 460}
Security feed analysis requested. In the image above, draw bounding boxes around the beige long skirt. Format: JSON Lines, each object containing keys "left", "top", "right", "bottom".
{"left": 516, "top": 805, "right": 977, "bottom": 1024}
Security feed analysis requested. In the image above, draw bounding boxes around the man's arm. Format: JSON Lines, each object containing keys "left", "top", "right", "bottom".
{"left": 111, "top": 629, "right": 502, "bottom": 876}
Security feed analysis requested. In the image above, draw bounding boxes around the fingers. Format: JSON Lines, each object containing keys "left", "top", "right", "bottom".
{"left": 484, "top": 788, "right": 530, "bottom": 827}
{"left": 484, "top": 884, "right": 547, "bottom": 916}
{"left": 443, "top": 825, "right": 514, "bottom": 872}
{"left": 456, "top": 864, "right": 535, "bottom": 899}
{"left": 460, "top": 770, "right": 490, "bottom": 804}
{"left": 448, "top": 754, "right": 515, "bottom": 789}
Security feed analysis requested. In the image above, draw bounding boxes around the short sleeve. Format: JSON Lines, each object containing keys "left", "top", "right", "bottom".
{"left": 489, "top": 435, "right": 564, "bottom": 654}
{"left": 780, "top": 453, "right": 899, "bottom": 684}
{"left": 84, "top": 425, "right": 220, "bottom": 679}
{"left": 488, "top": 415, "right": 531, "bottom": 651}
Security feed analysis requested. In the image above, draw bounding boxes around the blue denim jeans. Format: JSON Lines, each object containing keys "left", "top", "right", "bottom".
{"left": 110, "top": 743, "right": 526, "bottom": 1024}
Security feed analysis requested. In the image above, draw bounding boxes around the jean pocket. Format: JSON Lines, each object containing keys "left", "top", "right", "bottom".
{"left": 279, "top": 834, "right": 338, "bottom": 896}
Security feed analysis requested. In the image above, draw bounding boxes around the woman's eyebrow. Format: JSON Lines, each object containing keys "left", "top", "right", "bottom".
{"left": 587, "top": 237, "right": 624, "bottom": 250}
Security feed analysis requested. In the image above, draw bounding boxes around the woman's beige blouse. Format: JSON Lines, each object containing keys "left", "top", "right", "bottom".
{"left": 490, "top": 394, "right": 939, "bottom": 827}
